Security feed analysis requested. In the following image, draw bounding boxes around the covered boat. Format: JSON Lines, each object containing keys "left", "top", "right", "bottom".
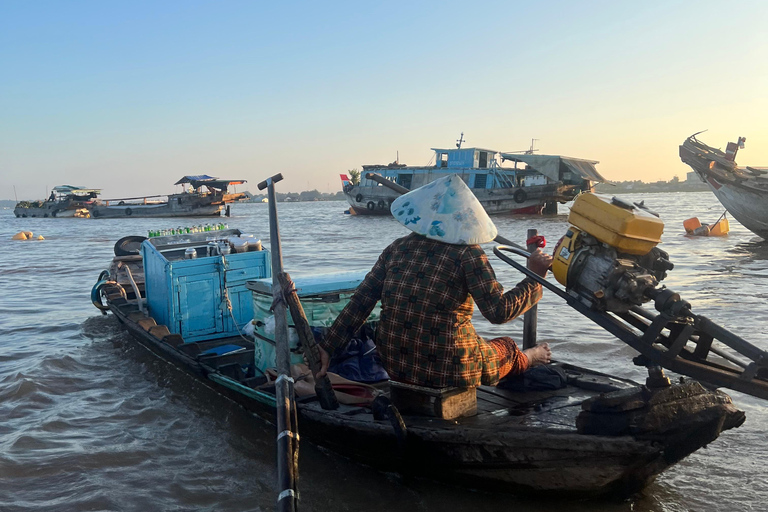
{"left": 91, "top": 220, "right": 757, "bottom": 497}
{"left": 87, "top": 176, "right": 248, "bottom": 218}
{"left": 679, "top": 133, "right": 768, "bottom": 239}
{"left": 13, "top": 185, "right": 100, "bottom": 218}
{"left": 342, "top": 142, "right": 605, "bottom": 216}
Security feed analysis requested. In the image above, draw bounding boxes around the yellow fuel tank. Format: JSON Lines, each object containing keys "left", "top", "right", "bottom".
{"left": 568, "top": 194, "right": 664, "bottom": 255}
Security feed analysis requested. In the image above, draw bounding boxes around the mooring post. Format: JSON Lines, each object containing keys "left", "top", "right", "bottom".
{"left": 523, "top": 228, "right": 539, "bottom": 349}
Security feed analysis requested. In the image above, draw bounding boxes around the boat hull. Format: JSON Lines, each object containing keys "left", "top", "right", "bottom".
{"left": 702, "top": 177, "right": 768, "bottom": 238}
{"left": 102, "top": 295, "right": 741, "bottom": 498}
{"left": 89, "top": 203, "right": 223, "bottom": 218}
{"left": 344, "top": 183, "right": 569, "bottom": 216}
{"left": 14, "top": 202, "right": 84, "bottom": 218}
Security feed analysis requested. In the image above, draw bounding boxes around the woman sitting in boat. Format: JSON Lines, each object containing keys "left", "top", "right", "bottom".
{"left": 317, "top": 174, "right": 552, "bottom": 389}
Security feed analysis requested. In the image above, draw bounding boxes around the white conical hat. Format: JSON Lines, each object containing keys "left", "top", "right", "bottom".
{"left": 390, "top": 174, "right": 497, "bottom": 245}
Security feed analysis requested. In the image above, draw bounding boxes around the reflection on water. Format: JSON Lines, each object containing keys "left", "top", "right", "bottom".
{"left": 0, "top": 192, "right": 766, "bottom": 512}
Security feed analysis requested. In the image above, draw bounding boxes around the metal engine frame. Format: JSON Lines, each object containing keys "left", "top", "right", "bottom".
{"left": 494, "top": 246, "right": 768, "bottom": 400}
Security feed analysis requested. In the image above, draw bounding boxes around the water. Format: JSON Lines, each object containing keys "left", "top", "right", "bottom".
{"left": 1, "top": 193, "right": 766, "bottom": 512}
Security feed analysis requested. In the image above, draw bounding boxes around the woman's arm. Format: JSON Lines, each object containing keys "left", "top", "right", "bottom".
{"left": 462, "top": 245, "right": 547, "bottom": 324}
{"left": 318, "top": 244, "right": 390, "bottom": 356}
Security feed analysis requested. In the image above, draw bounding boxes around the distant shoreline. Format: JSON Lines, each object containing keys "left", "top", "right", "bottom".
{"left": 594, "top": 183, "right": 711, "bottom": 195}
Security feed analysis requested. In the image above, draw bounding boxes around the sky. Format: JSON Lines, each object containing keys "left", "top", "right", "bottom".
{"left": 2, "top": 0, "right": 767, "bottom": 199}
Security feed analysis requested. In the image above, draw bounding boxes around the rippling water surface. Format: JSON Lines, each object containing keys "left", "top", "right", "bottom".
{"left": 1, "top": 192, "right": 766, "bottom": 511}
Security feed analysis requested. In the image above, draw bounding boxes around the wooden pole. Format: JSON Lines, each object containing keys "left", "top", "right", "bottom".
{"left": 258, "top": 173, "right": 298, "bottom": 512}
{"left": 278, "top": 272, "right": 339, "bottom": 410}
{"left": 522, "top": 228, "right": 539, "bottom": 349}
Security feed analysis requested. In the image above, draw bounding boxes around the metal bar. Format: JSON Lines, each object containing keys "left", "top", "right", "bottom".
{"left": 522, "top": 229, "right": 539, "bottom": 349}
{"left": 100, "top": 194, "right": 168, "bottom": 201}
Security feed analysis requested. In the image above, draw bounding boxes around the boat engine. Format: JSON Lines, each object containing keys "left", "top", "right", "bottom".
{"left": 551, "top": 195, "right": 675, "bottom": 313}
{"left": 494, "top": 192, "right": 768, "bottom": 400}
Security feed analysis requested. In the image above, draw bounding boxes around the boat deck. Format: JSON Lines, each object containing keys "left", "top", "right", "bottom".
{"left": 110, "top": 295, "right": 635, "bottom": 435}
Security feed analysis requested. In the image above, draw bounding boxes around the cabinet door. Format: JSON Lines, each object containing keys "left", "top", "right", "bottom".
{"left": 177, "top": 273, "right": 224, "bottom": 338}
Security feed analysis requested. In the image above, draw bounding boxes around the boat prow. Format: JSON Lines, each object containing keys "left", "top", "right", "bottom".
{"left": 680, "top": 134, "right": 768, "bottom": 239}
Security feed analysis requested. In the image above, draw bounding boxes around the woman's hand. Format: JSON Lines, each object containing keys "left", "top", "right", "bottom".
{"left": 528, "top": 249, "right": 553, "bottom": 278}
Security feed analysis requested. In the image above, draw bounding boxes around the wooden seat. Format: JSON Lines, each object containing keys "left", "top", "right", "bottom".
{"left": 389, "top": 381, "right": 477, "bottom": 420}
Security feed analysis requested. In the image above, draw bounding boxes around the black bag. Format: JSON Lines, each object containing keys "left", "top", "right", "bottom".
{"left": 497, "top": 365, "right": 567, "bottom": 392}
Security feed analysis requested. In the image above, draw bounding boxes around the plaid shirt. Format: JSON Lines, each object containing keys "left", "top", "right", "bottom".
{"left": 321, "top": 233, "right": 542, "bottom": 388}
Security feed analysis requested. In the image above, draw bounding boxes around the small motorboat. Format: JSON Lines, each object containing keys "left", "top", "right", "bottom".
{"left": 91, "top": 193, "right": 768, "bottom": 498}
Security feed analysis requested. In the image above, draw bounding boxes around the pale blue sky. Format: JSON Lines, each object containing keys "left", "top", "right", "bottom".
{"left": 2, "top": 0, "right": 767, "bottom": 199}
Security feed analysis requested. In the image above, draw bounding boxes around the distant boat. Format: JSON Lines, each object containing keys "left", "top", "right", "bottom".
{"left": 341, "top": 143, "right": 606, "bottom": 216}
{"left": 14, "top": 177, "right": 248, "bottom": 219}
{"left": 679, "top": 133, "right": 768, "bottom": 239}
{"left": 14, "top": 185, "right": 101, "bottom": 218}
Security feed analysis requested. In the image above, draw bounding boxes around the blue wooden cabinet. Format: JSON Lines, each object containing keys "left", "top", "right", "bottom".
{"left": 142, "top": 233, "right": 270, "bottom": 342}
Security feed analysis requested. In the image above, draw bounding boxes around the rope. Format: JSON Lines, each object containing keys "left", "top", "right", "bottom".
{"left": 219, "top": 253, "right": 267, "bottom": 378}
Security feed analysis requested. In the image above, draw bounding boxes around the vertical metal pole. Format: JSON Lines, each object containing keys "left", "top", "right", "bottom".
{"left": 522, "top": 228, "right": 539, "bottom": 349}
{"left": 262, "top": 175, "right": 298, "bottom": 512}
{"left": 267, "top": 182, "right": 291, "bottom": 377}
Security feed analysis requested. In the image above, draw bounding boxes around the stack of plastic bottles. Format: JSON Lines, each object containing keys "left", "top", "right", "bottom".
{"left": 148, "top": 223, "right": 229, "bottom": 238}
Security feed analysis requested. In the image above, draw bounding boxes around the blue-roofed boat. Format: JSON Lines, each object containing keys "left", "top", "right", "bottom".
{"left": 87, "top": 176, "right": 248, "bottom": 218}
{"left": 342, "top": 143, "right": 606, "bottom": 215}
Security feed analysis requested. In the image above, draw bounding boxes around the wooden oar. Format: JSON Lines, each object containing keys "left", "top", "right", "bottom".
{"left": 257, "top": 173, "right": 298, "bottom": 512}
{"left": 277, "top": 271, "right": 339, "bottom": 410}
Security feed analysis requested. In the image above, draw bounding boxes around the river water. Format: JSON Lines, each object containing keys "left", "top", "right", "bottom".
{"left": 1, "top": 192, "right": 766, "bottom": 512}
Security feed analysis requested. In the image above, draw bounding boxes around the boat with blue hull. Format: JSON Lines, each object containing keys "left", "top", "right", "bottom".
{"left": 91, "top": 222, "right": 751, "bottom": 498}
{"left": 342, "top": 144, "right": 606, "bottom": 216}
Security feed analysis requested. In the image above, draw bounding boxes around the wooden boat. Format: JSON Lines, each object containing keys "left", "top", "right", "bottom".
{"left": 87, "top": 176, "right": 247, "bottom": 218}
{"left": 680, "top": 133, "right": 768, "bottom": 239}
{"left": 341, "top": 140, "right": 605, "bottom": 216}
{"left": 91, "top": 229, "right": 746, "bottom": 498}
{"left": 13, "top": 185, "right": 100, "bottom": 218}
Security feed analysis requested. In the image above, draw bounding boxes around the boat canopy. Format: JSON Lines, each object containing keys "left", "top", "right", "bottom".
{"left": 175, "top": 176, "right": 247, "bottom": 191}
{"left": 175, "top": 175, "right": 218, "bottom": 185}
{"left": 499, "top": 154, "right": 606, "bottom": 183}
{"left": 53, "top": 185, "right": 101, "bottom": 194}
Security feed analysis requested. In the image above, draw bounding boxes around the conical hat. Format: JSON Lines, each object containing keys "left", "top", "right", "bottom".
{"left": 390, "top": 174, "right": 497, "bottom": 245}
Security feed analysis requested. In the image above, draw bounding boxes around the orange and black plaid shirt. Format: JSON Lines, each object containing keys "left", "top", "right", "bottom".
{"left": 320, "top": 233, "right": 542, "bottom": 388}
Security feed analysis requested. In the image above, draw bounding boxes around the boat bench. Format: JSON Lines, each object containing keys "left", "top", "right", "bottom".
{"left": 389, "top": 381, "right": 477, "bottom": 420}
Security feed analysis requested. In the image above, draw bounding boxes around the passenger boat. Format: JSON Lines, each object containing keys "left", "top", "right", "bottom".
{"left": 13, "top": 185, "right": 100, "bottom": 218}
{"left": 341, "top": 143, "right": 605, "bottom": 216}
{"left": 87, "top": 176, "right": 248, "bottom": 218}
{"left": 679, "top": 133, "right": 768, "bottom": 239}
{"left": 91, "top": 222, "right": 750, "bottom": 497}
